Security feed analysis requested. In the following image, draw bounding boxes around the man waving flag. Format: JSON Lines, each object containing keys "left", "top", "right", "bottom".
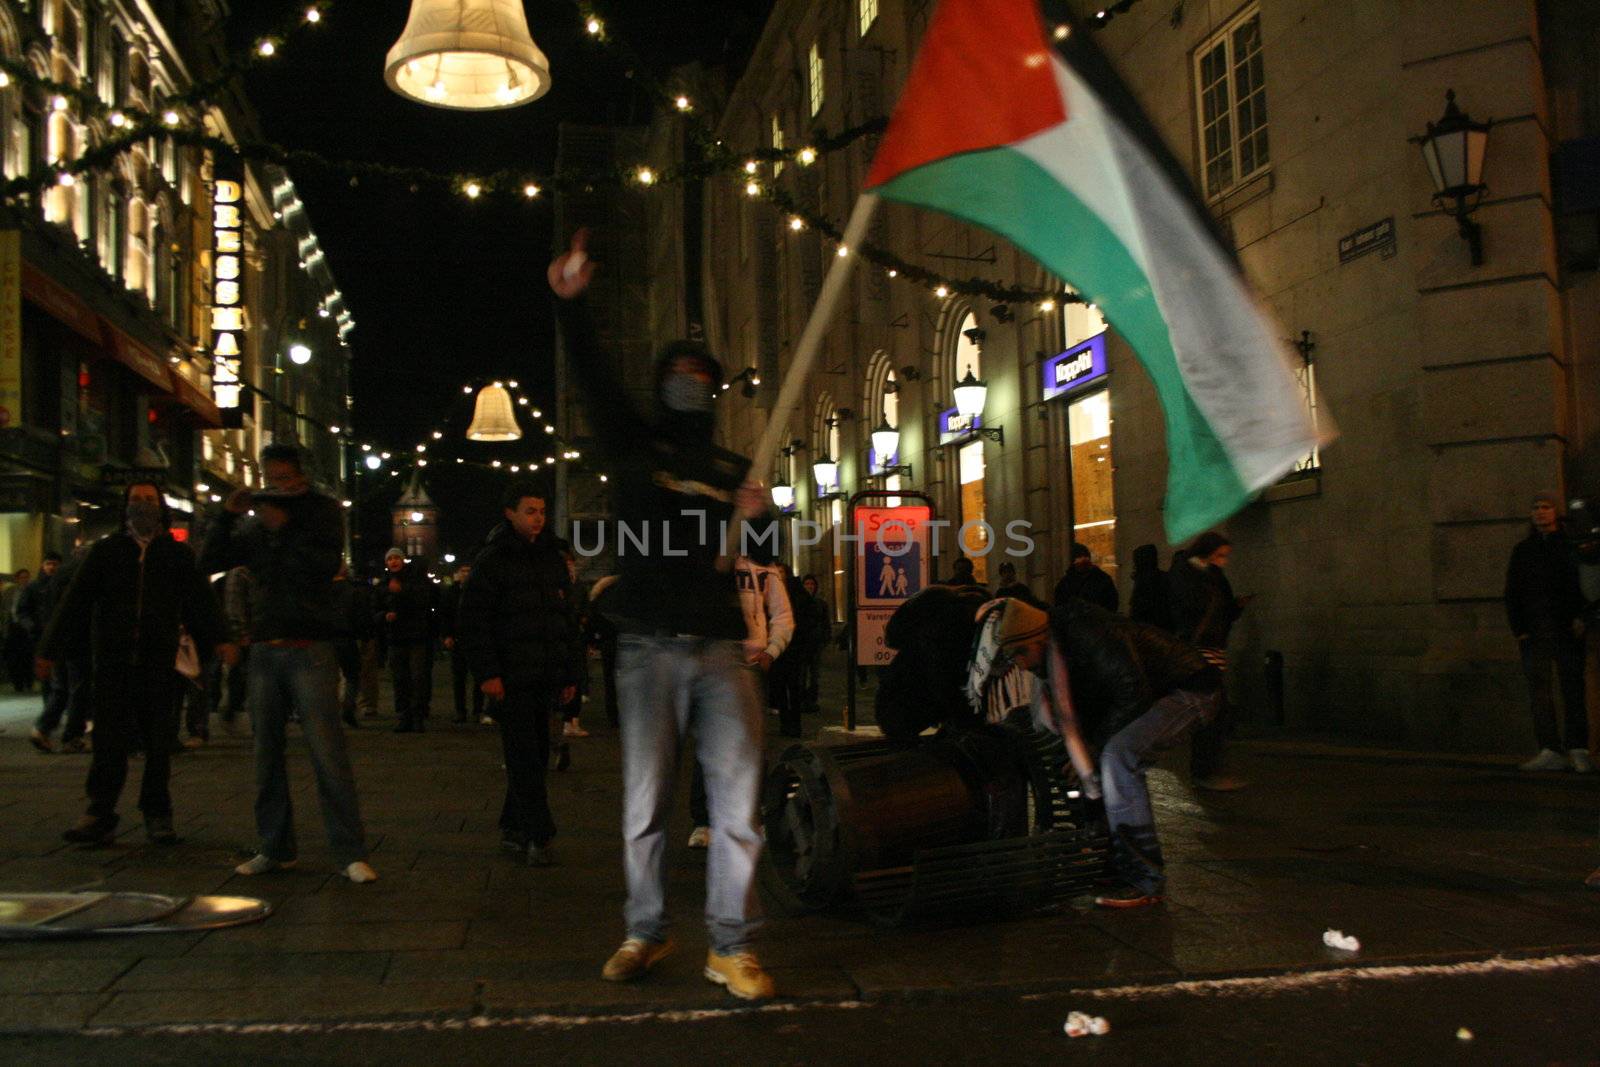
{"left": 864, "top": 0, "right": 1327, "bottom": 541}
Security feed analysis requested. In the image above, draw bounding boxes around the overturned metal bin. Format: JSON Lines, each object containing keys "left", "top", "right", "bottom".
{"left": 760, "top": 727, "right": 1109, "bottom": 925}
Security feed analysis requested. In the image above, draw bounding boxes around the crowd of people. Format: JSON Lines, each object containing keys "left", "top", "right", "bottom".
{"left": 8, "top": 231, "right": 1597, "bottom": 1004}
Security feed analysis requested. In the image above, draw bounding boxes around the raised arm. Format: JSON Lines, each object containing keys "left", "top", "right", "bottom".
{"left": 549, "top": 228, "right": 649, "bottom": 460}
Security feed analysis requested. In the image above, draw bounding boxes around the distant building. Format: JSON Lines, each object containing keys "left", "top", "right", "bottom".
{"left": 392, "top": 470, "right": 438, "bottom": 562}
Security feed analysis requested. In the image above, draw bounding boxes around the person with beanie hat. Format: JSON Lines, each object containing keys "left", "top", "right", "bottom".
{"left": 967, "top": 596, "right": 1220, "bottom": 910}
{"left": 1506, "top": 492, "right": 1590, "bottom": 771}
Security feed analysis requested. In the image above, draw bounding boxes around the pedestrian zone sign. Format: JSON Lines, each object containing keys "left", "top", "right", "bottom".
{"left": 853, "top": 504, "right": 933, "bottom": 667}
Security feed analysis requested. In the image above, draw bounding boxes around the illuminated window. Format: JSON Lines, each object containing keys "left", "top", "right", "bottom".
{"left": 1194, "top": 7, "right": 1268, "bottom": 197}
{"left": 771, "top": 115, "right": 784, "bottom": 177}
{"left": 859, "top": 0, "right": 878, "bottom": 35}
{"left": 807, "top": 42, "right": 824, "bottom": 117}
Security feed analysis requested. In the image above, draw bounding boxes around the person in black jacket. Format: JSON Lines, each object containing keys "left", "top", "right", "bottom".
{"left": 37, "top": 483, "right": 234, "bottom": 845}
{"left": 331, "top": 563, "right": 372, "bottom": 729}
{"left": 377, "top": 547, "right": 435, "bottom": 733}
{"left": 550, "top": 231, "right": 775, "bottom": 1001}
{"left": 1168, "top": 532, "right": 1251, "bottom": 791}
{"left": 23, "top": 552, "right": 88, "bottom": 752}
{"left": 1127, "top": 544, "right": 1173, "bottom": 631}
{"left": 992, "top": 560, "right": 1040, "bottom": 606}
{"left": 1505, "top": 492, "right": 1588, "bottom": 771}
{"left": 972, "top": 596, "right": 1221, "bottom": 910}
{"left": 199, "top": 444, "right": 376, "bottom": 884}
{"left": 438, "top": 564, "right": 483, "bottom": 724}
{"left": 457, "top": 483, "right": 581, "bottom": 866}
{"left": 1053, "top": 542, "right": 1118, "bottom": 613}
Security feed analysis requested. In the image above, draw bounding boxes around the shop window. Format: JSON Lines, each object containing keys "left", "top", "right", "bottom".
{"left": 958, "top": 440, "right": 988, "bottom": 583}
{"left": 1194, "top": 7, "right": 1268, "bottom": 198}
{"left": 1067, "top": 390, "right": 1116, "bottom": 585}
{"left": 1286, "top": 349, "right": 1321, "bottom": 477}
{"left": 953, "top": 311, "right": 981, "bottom": 380}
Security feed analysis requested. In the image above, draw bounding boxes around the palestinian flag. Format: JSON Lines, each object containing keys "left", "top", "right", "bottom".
{"left": 865, "top": 0, "right": 1326, "bottom": 542}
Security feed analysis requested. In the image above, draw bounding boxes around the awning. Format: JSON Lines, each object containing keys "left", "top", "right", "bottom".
{"left": 102, "top": 321, "right": 173, "bottom": 392}
{"left": 160, "top": 369, "right": 223, "bottom": 429}
{"left": 21, "top": 264, "right": 102, "bottom": 345}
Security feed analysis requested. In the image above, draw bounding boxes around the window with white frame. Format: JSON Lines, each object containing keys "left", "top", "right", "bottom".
{"left": 859, "top": 0, "right": 879, "bottom": 35}
{"left": 1193, "top": 7, "right": 1268, "bottom": 198}
{"left": 771, "top": 114, "right": 784, "bottom": 177}
{"left": 807, "top": 41, "right": 824, "bottom": 117}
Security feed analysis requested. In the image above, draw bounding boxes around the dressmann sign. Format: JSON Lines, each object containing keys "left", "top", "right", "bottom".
{"left": 1042, "top": 331, "right": 1108, "bottom": 401}
{"left": 210, "top": 158, "right": 246, "bottom": 415}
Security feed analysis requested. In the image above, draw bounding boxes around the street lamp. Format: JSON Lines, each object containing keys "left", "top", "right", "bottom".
{"left": 871, "top": 420, "right": 900, "bottom": 465}
{"left": 953, "top": 369, "right": 987, "bottom": 419}
{"left": 288, "top": 343, "right": 312, "bottom": 365}
{"left": 771, "top": 480, "right": 796, "bottom": 510}
{"left": 364, "top": 454, "right": 382, "bottom": 471}
{"left": 409, "top": 510, "right": 424, "bottom": 523}
{"left": 1413, "top": 89, "right": 1490, "bottom": 266}
{"left": 812, "top": 455, "right": 840, "bottom": 499}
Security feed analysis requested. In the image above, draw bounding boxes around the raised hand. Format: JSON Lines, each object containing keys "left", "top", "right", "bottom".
{"left": 548, "top": 228, "right": 595, "bottom": 300}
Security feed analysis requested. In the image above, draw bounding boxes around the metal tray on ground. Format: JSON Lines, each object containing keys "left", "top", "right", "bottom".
{"left": 0, "top": 893, "right": 271, "bottom": 938}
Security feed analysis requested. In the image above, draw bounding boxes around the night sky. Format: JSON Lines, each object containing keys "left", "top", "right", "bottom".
{"left": 223, "top": 2, "right": 773, "bottom": 559}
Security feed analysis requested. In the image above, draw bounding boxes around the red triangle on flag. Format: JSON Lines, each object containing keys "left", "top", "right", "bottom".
{"left": 866, "top": 0, "right": 1065, "bottom": 189}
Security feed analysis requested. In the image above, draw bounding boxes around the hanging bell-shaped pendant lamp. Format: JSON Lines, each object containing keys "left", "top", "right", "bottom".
{"left": 386, "top": 0, "right": 552, "bottom": 111}
{"left": 466, "top": 383, "right": 523, "bottom": 441}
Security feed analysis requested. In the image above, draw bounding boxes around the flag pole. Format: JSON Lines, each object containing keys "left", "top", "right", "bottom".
{"left": 751, "top": 193, "right": 880, "bottom": 480}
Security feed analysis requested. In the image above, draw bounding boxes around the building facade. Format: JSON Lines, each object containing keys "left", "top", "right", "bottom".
{"left": 692, "top": 0, "right": 1599, "bottom": 751}
{"left": 0, "top": 0, "right": 353, "bottom": 572}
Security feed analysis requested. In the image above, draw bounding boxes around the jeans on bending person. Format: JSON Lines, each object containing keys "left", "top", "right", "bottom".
{"left": 1100, "top": 685, "right": 1221, "bottom": 895}
{"left": 35, "top": 657, "right": 90, "bottom": 743}
{"left": 616, "top": 635, "right": 764, "bottom": 954}
{"left": 247, "top": 642, "right": 369, "bottom": 867}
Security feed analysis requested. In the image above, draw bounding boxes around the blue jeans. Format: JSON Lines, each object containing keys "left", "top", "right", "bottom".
{"left": 616, "top": 635, "right": 764, "bottom": 953}
{"left": 248, "top": 642, "right": 369, "bottom": 867}
{"left": 1101, "top": 686, "right": 1221, "bottom": 895}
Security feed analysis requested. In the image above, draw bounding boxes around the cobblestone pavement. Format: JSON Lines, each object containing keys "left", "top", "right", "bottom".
{"left": 0, "top": 652, "right": 1596, "bottom": 1045}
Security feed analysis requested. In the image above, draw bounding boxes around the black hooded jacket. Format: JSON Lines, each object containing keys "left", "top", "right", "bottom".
{"left": 556, "top": 297, "right": 746, "bottom": 639}
{"left": 1049, "top": 599, "right": 1217, "bottom": 750}
{"left": 457, "top": 521, "right": 582, "bottom": 691}
{"left": 39, "top": 529, "right": 227, "bottom": 673}
{"left": 198, "top": 491, "right": 345, "bottom": 642}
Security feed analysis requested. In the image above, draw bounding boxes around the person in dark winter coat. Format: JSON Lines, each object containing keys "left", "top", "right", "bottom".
{"left": 971, "top": 597, "right": 1221, "bottom": 910}
{"left": 551, "top": 230, "right": 776, "bottom": 999}
{"left": 1504, "top": 492, "right": 1589, "bottom": 772}
{"left": 798, "top": 575, "right": 832, "bottom": 715}
{"left": 459, "top": 484, "right": 583, "bottom": 865}
{"left": 438, "top": 564, "right": 483, "bottom": 724}
{"left": 875, "top": 584, "right": 991, "bottom": 739}
{"left": 993, "top": 560, "right": 1042, "bottom": 607}
{"left": 199, "top": 443, "right": 376, "bottom": 884}
{"left": 1127, "top": 544, "right": 1174, "bottom": 631}
{"left": 1168, "top": 531, "right": 1250, "bottom": 791}
{"left": 23, "top": 552, "right": 88, "bottom": 752}
{"left": 37, "top": 482, "right": 234, "bottom": 845}
{"left": 1053, "top": 542, "right": 1118, "bottom": 613}
{"left": 377, "top": 547, "right": 435, "bottom": 732}
{"left": 330, "top": 563, "right": 372, "bottom": 728}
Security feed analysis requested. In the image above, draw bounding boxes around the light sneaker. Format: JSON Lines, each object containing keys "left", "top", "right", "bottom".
{"left": 29, "top": 729, "right": 55, "bottom": 754}
{"left": 479, "top": 715, "right": 495, "bottom": 726}
{"left": 234, "top": 854, "right": 297, "bottom": 876}
{"left": 704, "top": 950, "right": 776, "bottom": 1001}
{"left": 1519, "top": 748, "right": 1570, "bottom": 772}
{"left": 687, "top": 826, "right": 711, "bottom": 849}
{"left": 1569, "top": 749, "right": 1594, "bottom": 774}
{"left": 145, "top": 816, "right": 180, "bottom": 846}
{"left": 562, "top": 720, "right": 589, "bottom": 738}
{"left": 342, "top": 861, "right": 378, "bottom": 884}
{"left": 602, "top": 937, "right": 676, "bottom": 982}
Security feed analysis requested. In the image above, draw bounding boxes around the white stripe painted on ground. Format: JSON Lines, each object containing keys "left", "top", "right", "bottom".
{"left": 1031, "top": 953, "right": 1600, "bottom": 1002}
{"left": 80, "top": 999, "right": 870, "bottom": 1039}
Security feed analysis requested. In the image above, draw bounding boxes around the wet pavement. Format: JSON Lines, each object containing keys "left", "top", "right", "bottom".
{"left": 1, "top": 653, "right": 1597, "bottom": 1063}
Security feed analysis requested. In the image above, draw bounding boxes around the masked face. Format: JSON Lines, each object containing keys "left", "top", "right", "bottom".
{"left": 661, "top": 372, "right": 714, "bottom": 414}
{"left": 126, "top": 500, "right": 163, "bottom": 539}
